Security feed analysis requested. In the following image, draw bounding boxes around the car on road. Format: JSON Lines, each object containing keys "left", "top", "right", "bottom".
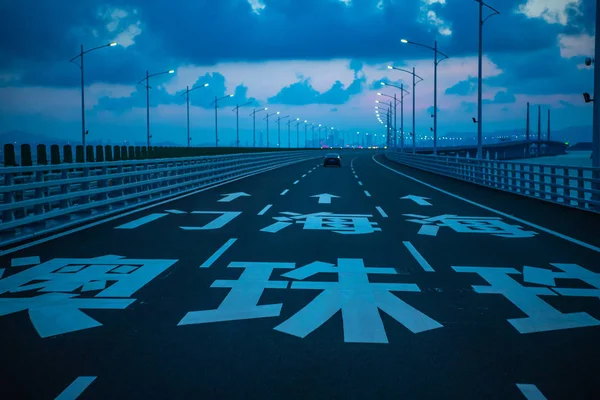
{"left": 323, "top": 153, "right": 341, "bottom": 167}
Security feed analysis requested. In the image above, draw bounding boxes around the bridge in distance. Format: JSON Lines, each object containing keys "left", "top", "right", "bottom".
{"left": 0, "top": 151, "right": 599, "bottom": 399}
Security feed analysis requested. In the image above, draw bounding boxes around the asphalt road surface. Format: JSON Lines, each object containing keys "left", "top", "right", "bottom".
{"left": 1, "top": 152, "right": 599, "bottom": 399}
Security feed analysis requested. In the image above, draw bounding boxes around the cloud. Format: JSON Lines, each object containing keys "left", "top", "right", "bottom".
{"left": 558, "top": 33, "right": 594, "bottom": 58}
{"left": 483, "top": 91, "right": 517, "bottom": 104}
{"left": 268, "top": 75, "right": 365, "bottom": 105}
{"left": 445, "top": 77, "right": 477, "bottom": 96}
{"left": 515, "top": 0, "right": 582, "bottom": 26}
{"left": 247, "top": 0, "right": 266, "bottom": 15}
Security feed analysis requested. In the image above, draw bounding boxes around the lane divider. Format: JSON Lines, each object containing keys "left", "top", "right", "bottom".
{"left": 281, "top": 189, "right": 289, "bottom": 195}
{"left": 403, "top": 242, "right": 435, "bottom": 272}
{"left": 376, "top": 206, "right": 388, "bottom": 218}
{"left": 258, "top": 204, "right": 273, "bottom": 215}
{"left": 293, "top": 180, "right": 300, "bottom": 185}
{"left": 302, "top": 174, "right": 307, "bottom": 178}
{"left": 200, "top": 238, "right": 237, "bottom": 268}
{"left": 358, "top": 181, "right": 363, "bottom": 186}
{"left": 364, "top": 190, "right": 371, "bottom": 197}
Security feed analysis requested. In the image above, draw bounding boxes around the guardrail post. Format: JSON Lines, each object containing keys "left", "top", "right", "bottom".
{"left": 37, "top": 144, "right": 48, "bottom": 165}
{"left": 96, "top": 145, "right": 104, "bottom": 162}
{"left": 34, "top": 170, "right": 45, "bottom": 215}
{"left": 81, "top": 166, "right": 91, "bottom": 205}
{"left": 550, "top": 166, "right": 557, "bottom": 201}
{"left": 60, "top": 169, "right": 70, "bottom": 209}
{"left": 128, "top": 146, "right": 135, "bottom": 160}
{"left": 121, "top": 146, "right": 128, "bottom": 161}
{"left": 50, "top": 145, "right": 60, "bottom": 165}
{"left": 141, "top": 147, "right": 147, "bottom": 159}
{"left": 562, "top": 167, "right": 570, "bottom": 204}
{"left": 135, "top": 146, "right": 141, "bottom": 160}
{"left": 105, "top": 145, "right": 113, "bottom": 162}
{"left": 3, "top": 144, "right": 16, "bottom": 167}
{"left": 63, "top": 145, "right": 73, "bottom": 163}
{"left": 21, "top": 144, "right": 32, "bottom": 167}
{"left": 75, "top": 146, "right": 84, "bottom": 163}
{"left": 592, "top": 170, "right": 600, "bottom": 211}
{"left": 577, "top": 168, "right": 586, "bottom": 209}
{"left": 2, "top": 172, "right": 15, "bottom": 222}
{"left": 114, "top": 146, "right": 121, "bottom": 161}
{"left": 85, "top": 145, "right": 95, "bottom": 162}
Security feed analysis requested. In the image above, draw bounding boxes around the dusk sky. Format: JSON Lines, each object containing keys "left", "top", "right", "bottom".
{"left": 0, "top": 0, "right": 596, "bottom": 147}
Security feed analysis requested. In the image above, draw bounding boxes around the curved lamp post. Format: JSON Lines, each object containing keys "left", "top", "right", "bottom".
{"left": 180, "top": 83, "right": 209, "bottom": 147}
{"left": 250, "top": 108, "right": 268, "bottom": 147}
{"left": 400, "top": 38, "right": 449, "bottom": 155}
{"left": 69, "top": 42, "right": 118, "bottom": 147}
{"left": 138, "top": 69, "right": 175, "bottom": 148}
{"left": 210, "top": 94, "right": 234, "bottom": 147}
{"left": 263, "top": 111, "right": 280, "bottom": 148}
{"left": 276, "top": 115, "right": 290, "bottom": 147}
{"left": 387, "top": 66, "right": 424, "bottom": 154}
{"left": 232, "top": 101, "right": 254, "bottom": 147}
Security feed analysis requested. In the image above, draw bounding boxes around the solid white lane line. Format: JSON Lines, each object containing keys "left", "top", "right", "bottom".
{"left": 257, "top": 204, "right": 273, "bottom": 215}
{"left": 364, "top": 190, "right": 371, "bottom": 197}
{"left": 372, "top": 155, "right": 600, "bottom": 254}
{"left": 403, "top": 242, "right": 435, "bottom": 272}
{"left": 358, "top": 181, "right": 363, "bottom": 186}
{"left": 516, "top": 384, "right": 548, "bottom": 400}
{"left": 281, "top": 189, "right": 289, "bottom": 195}
{"left": 293, "top": 180, "right": 300, "bottom": 185}
{"left": 55, "top": 376, "right": 97, "bottom": 400}
{"left": 115, "top": 213, "right": 168, "bottom": 229}
{"left": 200, "top": 238, "right": 237, "bottom": 268}
{"left": 376, "top": 206, "right": 388, "bottom": 218}
{"left": 0, "top": 157, "right": 318, "bottom": 257}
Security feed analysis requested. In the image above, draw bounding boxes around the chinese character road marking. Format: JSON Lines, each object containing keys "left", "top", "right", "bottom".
{"left": 453, "top": 266, "right": 600, "bottom": 334}
{"left": 524, "top": 263, "right": 600, "bottom": 299}
{"left": 274, "top": 258, "right": 443, "bottom": 343}
{"left": 178, "top": 262, "right": 295, "bottom": 325}
{"left": 260, "top": 212, "right": 381, "bottom": 235}
{"left": 405, "top": 214, "right": 537, "bottom": 238}
{"left": 0, "top": 255, "right": 177, "bottom": 337}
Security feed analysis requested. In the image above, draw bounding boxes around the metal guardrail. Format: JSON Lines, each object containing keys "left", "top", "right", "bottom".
{"left": 0, "top": 150, "right": 322, "bottom": 246}
{"left": 385, "top": 150, "right": 600, "bottom": 213}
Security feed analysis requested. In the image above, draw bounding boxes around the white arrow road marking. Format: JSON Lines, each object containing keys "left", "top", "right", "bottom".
{"left": 311, "top": 193, "right": 341, "bottom": 204}
{"left": 218, "top": 192, "right": 251, "bottom": 203}
{"left": 401, "top": 195, "right": 432, "bottom": 206}
{"left": 403, "top": 242, "right": 434, "bottom": 272}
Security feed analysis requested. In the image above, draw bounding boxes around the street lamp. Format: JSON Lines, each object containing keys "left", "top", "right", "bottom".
{"left": 138, "top": 69, "right": 175, "bottom": 148}
{"left": 294, "top": 118, "right": 302, "bottom": 148}
{"left": 276, "top": 115, "right": 290, "bottom": 147}
{"left": 301, "top": 120, "right": 309, "bottom": 148}
{"left": 401, "top": 38, "right": 449, "bottom": 155}
{"left": 180, "top": 83, "right": 209, "bottom": 147}
{"left": 210, "top": 94, "right": 234, "bottom": 147}
{"left": 378, "top": 84, "right": 409, "bottom": 150}
{"left": 232, "top": 101, "right": 254, "bottom": 147}
{"left": 250, "top": 108, "right": 268, "bottom": 147}
{"left": 263, "top": 111, "right": 280, "bottom": 148}
{"left": 388, "top": 65, "right": 424, "bottom": 154}
{"left": 69, "top": 41, "right": 118, "bottom": 148}
{"left": 474, "top": 0, "right": 500, "bottom": 159}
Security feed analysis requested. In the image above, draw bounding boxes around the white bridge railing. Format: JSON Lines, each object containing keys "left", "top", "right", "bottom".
{"left": 0, "top": 150, "right": 322, "bottom": 246}
{"left": 385, "top": 150, "right": 600, "bottom": 213}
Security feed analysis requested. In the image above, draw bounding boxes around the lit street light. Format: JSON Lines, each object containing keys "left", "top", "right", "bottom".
{"left": 180, "top": 83, "right": 209, "bottom": 147}
{"left": 138, "top": 69, "right": 175, "bottom": 148}
{"left": 210, "top": 94, "right": 234, "bottom": 147}
{"left": 250, "top": 108, "right": 268, "bottom": 147}
{"left": 378, "top": 84, "right": 409, "bottom": 150}
{"left": 401, "top": 38, "right": 449, "bottom": 155}
{"left": 263, "top": 111, "right": 280, "bottom": 148}
{"left": 388, "top": 65, "right": 424, "bottom": 154}
{"left": 232, "top": 101, "right": 254, "bottom": 147}
{"left": 69, "top": 41, "right": 118, "bottom": 147}
{"left": 276, "top": 115, "right": 290, "bottom": 147}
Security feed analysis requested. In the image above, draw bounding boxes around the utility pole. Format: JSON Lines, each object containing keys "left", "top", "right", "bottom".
{"left": 526, "top": 102, "right": 530, "bottom": 141}
{"left": 548, "top": 109, "right": 551, "bottom": 141}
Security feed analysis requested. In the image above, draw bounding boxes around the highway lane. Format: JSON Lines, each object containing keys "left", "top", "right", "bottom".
{"left": 0, "top": 152, "right": 598, "bottom": 399}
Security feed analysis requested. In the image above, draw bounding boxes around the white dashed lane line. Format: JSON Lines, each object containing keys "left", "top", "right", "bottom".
{"left": 281, "top": 189, "right": 289, "bottom": 195}
{"left": 302, "top": 174, "right": 306, "bottom": 178}
{"left": 364, "top": 190, "right": 371, "bottom": 197}
{"left": 257, "top": 204, "right": 273, "bottom": 215}
{"left": 293, "top": 180, "right": 299, "bottom": 185}
{"left": 376, "top": 206, "right": 388, "bottom": 218}
{"left": 358, "top": 181, "right": 363, "bottom": 186}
